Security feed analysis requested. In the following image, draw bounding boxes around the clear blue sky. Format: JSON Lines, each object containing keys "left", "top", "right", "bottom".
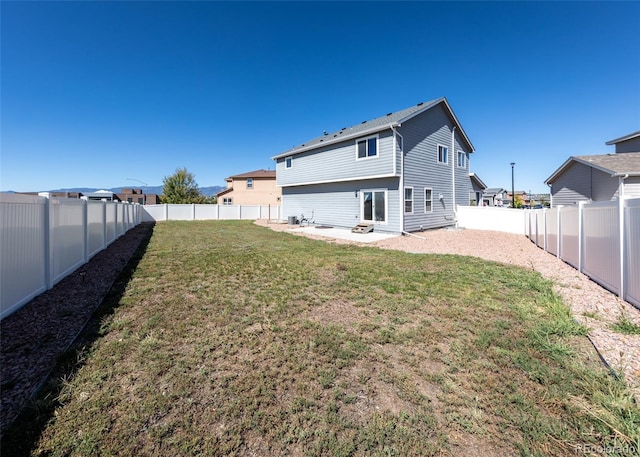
{"left": 2, "top": 1, "right": 639, "bottom": 194}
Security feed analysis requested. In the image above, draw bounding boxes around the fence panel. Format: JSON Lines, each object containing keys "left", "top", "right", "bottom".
{"left": 456, "top": 206, "right": 526, "bottom": 234}
{"left": 625, "top": 199, "right": 640, "bottom": 307}
{"left": 105, "top": 203, "right": 117, "bottom": 245}
{"left": 0, "top": 194, "right": 47, "bottom": 319}
{"left": 545, "top": 207, "right": 559, "bottom": 257}
{"left": 582, "top": 201, "right": 620, "bottom": 294}
{"left": 558, "top": 205, "right": 580, "bottom": 269}
{"left": 142, "top": 204, "right": 166, "bottom": 221}
{"left": 49, "top": 197, "right": 86, "bottom": 287}
{"left": 167, "top": 204, "right": 195, "bottom": 221}
{"left": 195, "top": 205, "right": 218, "bottom": 220}
{"left": 87, "top": 201, "right": 106, "bottom": 259}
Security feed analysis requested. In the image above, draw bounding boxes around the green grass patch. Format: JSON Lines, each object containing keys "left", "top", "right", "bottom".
{"left": 611, "top": 315, "right": 640, "bottom": 335}
{"left": 4, "top": 220, "right": 638, "bottom": 457}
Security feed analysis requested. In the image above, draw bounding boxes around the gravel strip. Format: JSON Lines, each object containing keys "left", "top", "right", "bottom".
{"left": 257, "top": 220, "right": 640, "bottom": 399}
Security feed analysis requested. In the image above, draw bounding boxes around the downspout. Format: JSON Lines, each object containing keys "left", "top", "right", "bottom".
{"left": 390, "top": 124, "right": 403, "bottom": 234}
{"left": 451, "top": 126, "right": 457, "bottom": 226}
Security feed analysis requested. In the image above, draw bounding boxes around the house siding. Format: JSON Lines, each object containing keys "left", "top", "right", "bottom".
{"left": 549, "top": 162, "right": 623, "bottom": 206}
{"left": 399, "top": 104, "right": 473, "bottom": 231}
{"left": 276, "top": 130, "right": 396, "bottom": 186}
{"left": 614, "top": 137, "right": 640, "bottom": 153}
{"left": 623, "top": 176, "right": 640, "bottom": 198}
{"left": 281, "top": 177, "right": 401, "bottom": 233}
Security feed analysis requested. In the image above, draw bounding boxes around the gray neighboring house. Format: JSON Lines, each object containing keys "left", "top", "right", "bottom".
{"left": 544, "top": 131, "right": 640, "bottom": 207}
{"left": 470, "top": 173, "right": 486, "bottom": 206}
{"left": 482, "top": 187, "right": 507, "bottom": 207}
{"left": 271, "top": 97, "right": 475, "bottom": 233}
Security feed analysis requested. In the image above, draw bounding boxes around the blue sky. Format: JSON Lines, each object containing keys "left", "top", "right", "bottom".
{"left": 2, "top": 1, "right": 639, "bottom": 194}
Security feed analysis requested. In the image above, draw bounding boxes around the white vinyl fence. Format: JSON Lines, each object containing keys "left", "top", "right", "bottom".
{"left": 0, "top": 193, "right": 142, "bottom": 320}
{"left": 142, "top": 204, "right": 281, "bottom": 222}
{"left": 457, "top": 206, "right": 526, "bottom": 234}
{"left": 525, "top": 198, "right": 640, "bottom": 308}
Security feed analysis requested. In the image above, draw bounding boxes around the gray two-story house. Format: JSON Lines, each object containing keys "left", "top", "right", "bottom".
{"left": 271, "top": 97, "right": 475, "bottom": 234}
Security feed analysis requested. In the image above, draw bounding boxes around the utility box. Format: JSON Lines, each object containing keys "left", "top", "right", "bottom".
{"left": 288, "top": 216, "right": 298, "bottom": 225}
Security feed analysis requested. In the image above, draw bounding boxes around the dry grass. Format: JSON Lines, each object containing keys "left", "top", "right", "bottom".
{"left": 3, "top": 221, "right": 638, "bottom": 456}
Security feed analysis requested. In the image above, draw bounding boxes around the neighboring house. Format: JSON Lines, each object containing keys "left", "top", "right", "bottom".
{"left": 469, "top": 173, "right": 486, "bottom": 206}
{"left": 215, "top": 169, "right": 280, "bottom": 206}
{"left": 544, "top": 131, "right": 640, "bottom": 207}
{"left": 271, "top": 97, "right": 475, "bottom": 233}
{"left": 118, "top": 188, "right": 160, "bottom": 205}
{"left": 482, "top": 188, "right": 507, "bottom": 207}
{"left": 84, "top": 190, "right": 121, "bottom": 202}
{"left": 606, "top": 130, "right": 640, "bottom": 153}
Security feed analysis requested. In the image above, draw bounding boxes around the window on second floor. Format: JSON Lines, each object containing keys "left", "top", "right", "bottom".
{"left": 357, "top": 136, "right": 378, "bottom": 159}
{"left": 457, "top": 151, "right": 466, "bottom": 168}
{"left": 285, "top": 157, "right": 292, "bottom": 168}
{"left": 437, "top": 145, "right": 448, "bottom": 164}
{"left": 247, "top": 178, "right": 254, "bottom": 189}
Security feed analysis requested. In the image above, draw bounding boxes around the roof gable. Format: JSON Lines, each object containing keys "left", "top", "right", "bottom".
{"left": 272, "top": 97, "right": 474, "bottom": 159}
{"left": 545, "top": 152, "right": 640, "bottom": 184}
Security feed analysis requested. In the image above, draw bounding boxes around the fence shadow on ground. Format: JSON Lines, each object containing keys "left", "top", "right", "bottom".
{"left": 0, "top": 223, "right": 156, "bottom": 456}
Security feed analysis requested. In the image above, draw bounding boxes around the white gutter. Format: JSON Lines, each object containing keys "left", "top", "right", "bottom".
{"left": 451, "top": 126, "right": 457, "bottom": 226}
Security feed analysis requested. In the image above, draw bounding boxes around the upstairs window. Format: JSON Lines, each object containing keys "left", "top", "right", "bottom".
{"left": 357, "top": 136, "right": 378, "bottom": 159}
{"left": 247, "top": 178, "right": 254, "bottom": 189}
{"left": 457, "top": 151, "right": 466, "bottom": 168}
{"left": 437, "top": 145, "right": 448, "bottom": 164}
{"left": 285, "top": 157, "right": 292, "bottom": 168}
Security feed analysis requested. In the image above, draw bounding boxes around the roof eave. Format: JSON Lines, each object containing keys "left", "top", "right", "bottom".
{"left": 271, "top": 122, "right": 402, "bottom": 160}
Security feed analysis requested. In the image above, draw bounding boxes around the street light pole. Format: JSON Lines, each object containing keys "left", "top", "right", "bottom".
{"left": 510, "top": 163, "right": 515, "bottom": 208}
{"left": 127, "top": 178, "right": 148, "bottom": 205}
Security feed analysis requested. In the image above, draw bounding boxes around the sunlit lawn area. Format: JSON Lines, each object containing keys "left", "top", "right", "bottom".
{"left": 4, "top": 221, "right": 639, "bottom": 456}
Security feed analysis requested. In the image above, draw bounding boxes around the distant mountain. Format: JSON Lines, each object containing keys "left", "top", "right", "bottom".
{"left": 45, "top": 185, "right": 225, "bottom": 197}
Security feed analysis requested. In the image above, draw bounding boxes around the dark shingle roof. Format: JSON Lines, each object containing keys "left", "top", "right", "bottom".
{"left": 272, "top": 97, "right": 473, "bottom": 159}
{"left": 226, "top": 169, "right": 276, "bottom": 180}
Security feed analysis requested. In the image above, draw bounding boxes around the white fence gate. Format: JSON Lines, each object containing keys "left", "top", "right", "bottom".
{"left": 0, "top": 193, "right": 142, "bottom": 320}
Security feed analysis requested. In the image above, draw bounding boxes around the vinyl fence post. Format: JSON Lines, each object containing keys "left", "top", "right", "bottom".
{"left": 82, "top": 197, "right": 89, "bottom": 263}
{"left": 38, "top": 193, "right": 53, "bottom": 290}
{"left": 619, "top": 196, "right": 625, "bottom": 299}
{"left": 556, "top": 206, "right": 562, "bottom": 258}
{"left": 578, "top": 201, "right": 584, "bottom": 273}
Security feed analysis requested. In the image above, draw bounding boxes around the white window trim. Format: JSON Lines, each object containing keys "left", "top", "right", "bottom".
{"left": 424, "top": 188, "right": 433, "bottom": 213}
{"left": 285, "top": 157, "right": 292, "bottom": 168}
{"left": 355, "top": 134, "right": 379, "bottom": 161}
{"left": 404, "top": 186, "right": 414, "bottom": 214}
{"left": 437, "top": 144, "right": 448, "bottom": 164}
{"left": 457, "top": 150, "right": 466, "bottom": 168}
{"left": 246, "top": 178, "right": 254, "bottom": 189}
{"left": 360, "top": 188, "right": 388, "bottom": 224}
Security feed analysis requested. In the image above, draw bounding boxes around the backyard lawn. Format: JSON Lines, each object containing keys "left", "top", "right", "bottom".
{"left": 4, "top": 221, "right": 639, "bottom": 456}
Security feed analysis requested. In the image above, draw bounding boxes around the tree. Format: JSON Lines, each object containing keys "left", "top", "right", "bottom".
{"left": 161, "top": 167, "right": 205, "bottom": 204}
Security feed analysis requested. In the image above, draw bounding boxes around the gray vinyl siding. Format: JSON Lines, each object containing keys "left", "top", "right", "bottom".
{"left": 549, "top": 162, "right": 620, "bottom": 206}
{"left": 614, "top": 137, "right": 640, "bottom": 153}
{"left": 624, "top": 177, "right": 640, "bottom": 198}
{"left": 281, "top": 177, "right": 401, "bottom": 233}
{"left": 398, "top": 103, "right": 473, "bottom": 231}
{"left": 276, "top": 131, "right": 396, "bottom": 186}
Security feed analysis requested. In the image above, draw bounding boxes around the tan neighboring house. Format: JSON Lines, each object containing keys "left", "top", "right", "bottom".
{"left": 216, "top": 169, "right": 281, "bottom": 205}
